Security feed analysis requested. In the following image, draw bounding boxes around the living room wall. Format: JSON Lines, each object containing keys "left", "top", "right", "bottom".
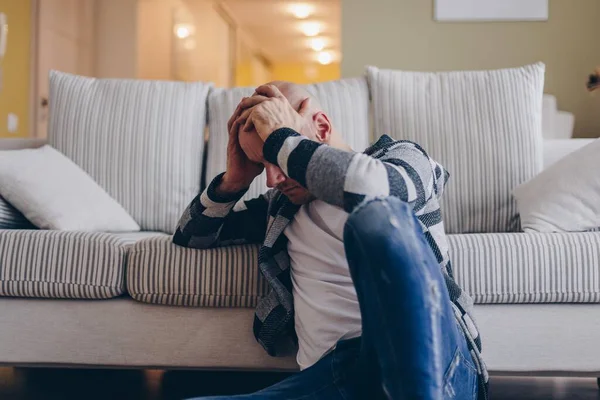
{"left": 95, "top": 0, "right": 138, "bottom": 79}
{"left": 342, "top": 0, "right": 600, "bottom": 138}
{"left": 0, "top": 0, "right": 31, "bottom": 138}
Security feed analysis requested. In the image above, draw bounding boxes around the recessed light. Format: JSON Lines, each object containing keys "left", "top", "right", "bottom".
{"left": 289, "top": 3, "right": 313, "bottom": 19}
{"left": 310, "top": 38, "right": 326, "bottom": 52}
{"left": 301, "top": 22, "right": 321, "bottom": 37}
{"left": 174, "top": 24, "right": 194, "bottom": 39}
{"left": 317, "top": 51, "right": 333, "bottom": 65}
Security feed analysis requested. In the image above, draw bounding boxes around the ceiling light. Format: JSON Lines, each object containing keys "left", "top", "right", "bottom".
{"left": 301, "top": 22, "right": 321, "bottom": 37}
{"left": 289, "top": 3, "right": 313, "bottom": 19}
{"left": 174, "top": 24, "right": 194, "bottom": 39}
{"left": 317, "top": 51, "right": 332, "bottom": 65}
{"left": 310, "top": 38, "right": 326, "bottom": 51}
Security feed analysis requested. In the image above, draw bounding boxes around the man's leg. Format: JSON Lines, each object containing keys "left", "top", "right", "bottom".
{"left": 186, "top": 340, "right": 363, "bottom": 400}
{"left": 343, "top": 197, "right": 478, "bottom": 400}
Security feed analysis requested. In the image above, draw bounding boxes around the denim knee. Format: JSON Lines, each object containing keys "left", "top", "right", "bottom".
{"left": 351, "top": 196, "right": 413, "bottom": 218}
{"left": 346, "top": 197, "right": 418, "bottom": 239}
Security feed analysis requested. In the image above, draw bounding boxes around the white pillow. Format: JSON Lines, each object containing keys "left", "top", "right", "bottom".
{"left": 514, "top": 138, "right": 600, "bottom": 232}
{"left": 0, "top": 146, "right": 140, "bottom": 232}
{"left": 367, "top": 63, "right": 545, "bottom": 234}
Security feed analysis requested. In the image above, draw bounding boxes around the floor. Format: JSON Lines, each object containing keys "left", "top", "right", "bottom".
{"left": 0, "top": 368, "right": 599, "bottom": 399}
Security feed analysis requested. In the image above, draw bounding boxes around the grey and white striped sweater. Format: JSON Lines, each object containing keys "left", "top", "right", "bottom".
{"left": 174, "top": 129, "right": 488, "bottom": 399}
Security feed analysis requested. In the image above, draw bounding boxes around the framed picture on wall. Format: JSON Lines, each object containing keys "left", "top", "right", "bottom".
{"left": 435, "top": 0, "right": 549, "bottom": 22}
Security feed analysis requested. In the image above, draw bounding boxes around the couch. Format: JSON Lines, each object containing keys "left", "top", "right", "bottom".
{"left": 0, "top": 67, "right": 599, "bottom": 384}
{"left": 542, "top": 94, "right": 575, "bottom": 139}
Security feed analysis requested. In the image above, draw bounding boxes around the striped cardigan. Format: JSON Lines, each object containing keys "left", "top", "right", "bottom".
{"left": 174, "top": 129, "right": 488, "bottom": 399}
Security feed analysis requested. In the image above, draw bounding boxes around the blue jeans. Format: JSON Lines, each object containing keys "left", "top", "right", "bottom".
{"left": 192, "top": 198, "right": 478, "bottom": 400}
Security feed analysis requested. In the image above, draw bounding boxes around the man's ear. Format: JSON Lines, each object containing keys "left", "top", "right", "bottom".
{"left": 312, "top": 111, "right": 332, "bottom": 143}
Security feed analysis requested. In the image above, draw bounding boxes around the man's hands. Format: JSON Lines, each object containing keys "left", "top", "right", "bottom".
{"left": 218, "top": 101, "right": 265, "bottom": 196}
{"left": 236, "top": 85, "right": 311, "bottom": 141}
{"left": 217, "top": 84, "right": 310, "bottom": 197}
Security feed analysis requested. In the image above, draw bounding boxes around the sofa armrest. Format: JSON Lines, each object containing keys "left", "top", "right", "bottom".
{"left": 553, "top": 111, "right": 575, "bottom": 140}
{"left": 0, "top": 138, "right": 47, "bottom": 151}
{"left": 543, "top": 138, "right": 595, "bottom": 169}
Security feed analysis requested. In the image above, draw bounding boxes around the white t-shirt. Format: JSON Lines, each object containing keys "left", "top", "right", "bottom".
{"left": 284, "top": 199, "right": 362, "bottom": 370}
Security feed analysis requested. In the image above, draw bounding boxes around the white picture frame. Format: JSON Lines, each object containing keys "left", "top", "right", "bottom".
{"left": 435, "top": 0, "right": 549, "bottom": 22}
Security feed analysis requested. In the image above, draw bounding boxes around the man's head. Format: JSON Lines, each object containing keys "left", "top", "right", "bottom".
{"left": 587, "top": 67, "right": 600, "bottom": 92}
{"left": 237, "top": 81, "right": 348, "bottom": 205}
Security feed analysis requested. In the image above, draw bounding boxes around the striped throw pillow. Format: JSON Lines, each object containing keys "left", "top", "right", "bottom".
{"left": 367, "top": 63, "right": 545, "bottom": 233}
{"left": 48, "top": 71, "right": 212, "bottom": 234}
{"left": 0, "top": 196, "right": 35, "bottom": 229}
{"left": 205, "top": 78, "right": 371, "bottom": 201}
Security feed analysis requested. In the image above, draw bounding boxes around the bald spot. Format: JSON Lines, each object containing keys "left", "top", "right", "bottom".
{"left": 266, "top": 81, "right": 322, "bottom": 113}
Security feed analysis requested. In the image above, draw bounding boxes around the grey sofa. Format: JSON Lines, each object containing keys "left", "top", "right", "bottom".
{"left": 0, "top": 69, "right": 599, "bottom": 381}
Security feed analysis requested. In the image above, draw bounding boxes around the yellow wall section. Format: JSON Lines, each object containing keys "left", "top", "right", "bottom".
{"left": 0, "top": 0, "right": 30, "bottom": 137}
{"left": 235, "top": 61, "right": 253, "bottom": 87}
{"left": 236, "top": 62, "right": 340, "bottom": 87}
{"left": 271, "top": 63, "right": 340, "bottom": 84}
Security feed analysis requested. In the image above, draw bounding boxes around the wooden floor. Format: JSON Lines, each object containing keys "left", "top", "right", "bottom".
{"left": 0, "top": 368, "right": 599, "bottom": 399}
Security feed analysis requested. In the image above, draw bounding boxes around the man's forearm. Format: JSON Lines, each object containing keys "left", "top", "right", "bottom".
{"left": 262, "top": 128, "right": 437, "bottom": 214}
{"left": 173, "top": 173, "right": 257, "bottom": 249}
{"left": 262, "top": 127, "right": 371, "bottom": 212}
{"left": 215, "top": 173, "right": 252, "bottom": 198}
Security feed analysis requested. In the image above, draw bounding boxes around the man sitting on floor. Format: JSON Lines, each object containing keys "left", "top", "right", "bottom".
{"left": 173, "top": 81, "right": 488, "bottom": 400}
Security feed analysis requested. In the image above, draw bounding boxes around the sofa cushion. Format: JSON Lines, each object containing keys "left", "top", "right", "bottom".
{"left": 0, "top": 230, "right": 164, "bottom": 299}
{"left": 127, "top": 237, "right": 265, "bottom": 307}
{"left": 48, "top": 71, "right": 212, "bottom": 234}
{"left": 205, "top": 78, "right": 370, "bottom": 201}
{"left": 367, "top": 63, "right": 545, "bottom": 233}
{"left": 129, "top": 232, "right": 600, "bottom": 307}
{"left": 450, "top": 232, "right": 600, "bottom": 303}
{"left": 111, "top": 231, "right": 169, "bottom": 245}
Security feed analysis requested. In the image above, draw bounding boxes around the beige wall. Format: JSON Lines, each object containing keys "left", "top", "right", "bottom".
{"left": 95, "top": 0, "right": 233, "bottom": 86}
{"left": 342, "top": 0, "right": 600, "bottom": 138}
{"left": 185, "top": 1, "right": 232, "bottom": 87}
{"left": 137, "top": 0, "right": 176, "bottom": 80}
{"left": 36, "top": 0, "right": 96, "bottom": 137}
{"left": 98, "top": 0, "right": 182, "bottom": 81}
{"left": 95, "top": 0, "right": 138, "bottom": 79}
{"left": 234, "top": 24, "right": 271, "bottom": 87}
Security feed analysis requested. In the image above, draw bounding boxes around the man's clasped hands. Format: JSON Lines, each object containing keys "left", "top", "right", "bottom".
{"left": 218, "top": 84, "right": 311, "bottom": 195}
